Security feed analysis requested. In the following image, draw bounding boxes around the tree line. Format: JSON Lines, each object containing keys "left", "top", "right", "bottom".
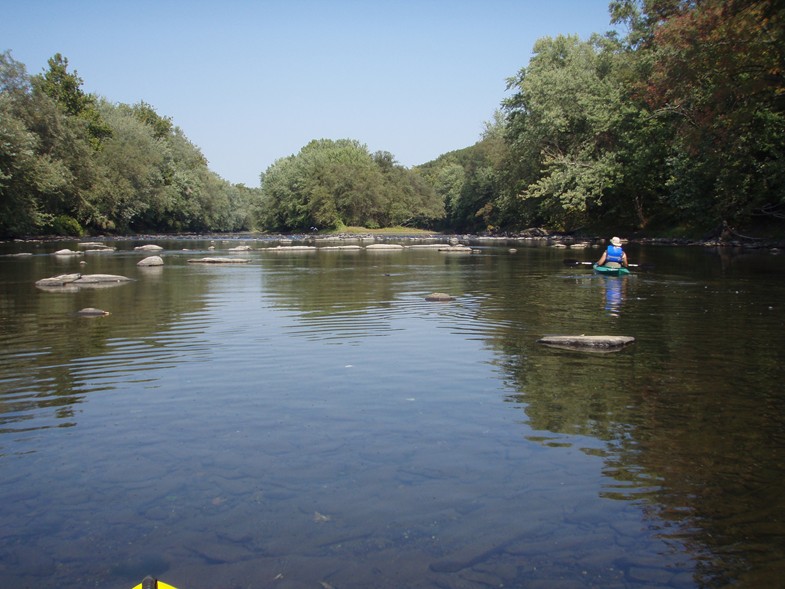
{"left": 2, "top": 0, "right": 783, "bottom": 239}
{"left": 423, "top": 0, "right": 784, "bottom": 237}
{"left": 1, "top": 52, "right": 256, "bottom": 237}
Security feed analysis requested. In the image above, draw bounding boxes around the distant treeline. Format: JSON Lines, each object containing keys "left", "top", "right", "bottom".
{"left": 2, "top": 0, "right": 783, "bottom": 239}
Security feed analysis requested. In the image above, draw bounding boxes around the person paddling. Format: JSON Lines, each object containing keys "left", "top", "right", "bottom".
{"left": 597, "top": 236, "right": 628, "bottom": 268}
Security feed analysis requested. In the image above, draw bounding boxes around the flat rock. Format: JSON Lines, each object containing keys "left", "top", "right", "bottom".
{"left": 137, "top": 255, "right": 164, "bottom": 266}
{"left": 187, "top": 257, "right": 251, "bottom": 263}
{"left": 77, "top": 307, "right": 110, "bottom": 317}
{"left": 438, "top": 246, "right": 475, "bottom": 253}
{"left": 35, "top": 273, "right": 132, "bottom": 288}
{"left": 366, "top": 244, "right": 404, "bottom": 250}
{"left": 73, "top": 274, "right": 132, "bottom": 284}
{"left": 35, "top": 273, "right": 82, "bottom": 286}
{"left": 134, "top": 244, "right": 163, "bottom": 251}
{"left": 53, "top": 248, "right": 83, "bottom": 256}
{"left": 538, "top": 335, "right": 635, "bottom": 351}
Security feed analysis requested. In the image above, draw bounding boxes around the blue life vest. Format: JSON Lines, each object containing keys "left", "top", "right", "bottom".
{"left": 606, "top": 244, "right": 624, "bottom": 263}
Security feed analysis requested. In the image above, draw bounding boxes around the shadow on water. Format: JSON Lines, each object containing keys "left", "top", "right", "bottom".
{"left": 0, "top": 238, "right": 784, "bottom": 588}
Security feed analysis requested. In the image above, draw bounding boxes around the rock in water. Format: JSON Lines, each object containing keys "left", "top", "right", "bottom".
{"left": 425, "top": 292, "right": 455, "bottom": 302}
{"left": 187, "top": 257, "right": 251, "bottom": 264}
{"left": 72, "top": 274, "right": 132, "bottom": 284}
{"left": 137, "top": 255, "right": 164, "bottom": 266}
{"left": 537, "top": 335, "right": 635, "bottom": 352}
{"left": 35, "top": 273, "right": 82, "bottom": 287}
{"left": 77, "top": 308, "right": 110, "bottom": 317}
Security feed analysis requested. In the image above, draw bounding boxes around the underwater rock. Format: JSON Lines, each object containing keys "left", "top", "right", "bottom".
{"left": 425, "top": 292, "right": 455, "bottom": 302}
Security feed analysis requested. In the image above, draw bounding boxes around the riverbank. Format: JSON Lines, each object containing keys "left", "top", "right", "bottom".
{"left": 4, "top": 226, "right": 784, "bottom": 250}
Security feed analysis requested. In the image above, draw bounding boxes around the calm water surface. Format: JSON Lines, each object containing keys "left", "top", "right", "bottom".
{"left": 1, "top": 237, "right": 784, "bottom": 589}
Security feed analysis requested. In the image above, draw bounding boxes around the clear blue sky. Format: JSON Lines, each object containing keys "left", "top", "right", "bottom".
{"left": 2, "top": 0, "right": 617, "bottom": 187}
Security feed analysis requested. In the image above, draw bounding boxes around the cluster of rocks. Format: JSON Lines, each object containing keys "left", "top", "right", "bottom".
{"left": 32, "top": 240, "right": 639, "bottom": 349}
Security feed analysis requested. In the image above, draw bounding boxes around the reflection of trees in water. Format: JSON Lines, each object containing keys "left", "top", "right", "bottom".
{"left": 3, "top": 241, "right": 784, "bottom": 585}
{"left": 0, "top": 251, "right": 219, "bottom": 433}
{"left": 493, "top": 269, "right": 785, "bottom": 587}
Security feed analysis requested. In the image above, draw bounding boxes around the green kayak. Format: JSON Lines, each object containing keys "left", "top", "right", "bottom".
{"left": 593, "top": 263, "right": 630, "bottom": 276}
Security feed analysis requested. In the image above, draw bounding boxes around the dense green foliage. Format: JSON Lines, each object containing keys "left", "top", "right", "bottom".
{"left": 255, "top": 139, "right": 443, "bottom": 232}
{"left": 3, "top": 0, "right": 783, "bottom": 238}
{"left": 0, "top": 51, "right": 255, "bottom": 237}
{"left": 420, "top": 0, "right": 784, "bottom": 235}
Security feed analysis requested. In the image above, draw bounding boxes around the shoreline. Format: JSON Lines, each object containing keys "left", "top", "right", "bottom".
{"left": 3, "top": 229, "right": 784, "bottom": 250}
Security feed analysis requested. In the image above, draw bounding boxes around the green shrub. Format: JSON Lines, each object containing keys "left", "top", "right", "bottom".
{"left": 49, "top": 215, "right": 84, "bottom": 237}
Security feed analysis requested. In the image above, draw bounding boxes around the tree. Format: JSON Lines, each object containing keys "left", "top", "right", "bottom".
{"left": 502, "top": 35, "right": 628, "bottom": 230}
{"left": 612, "top": 0, "right": 785, "bottom": 230}
{"left": 256, "top": 139, "right": 442, "bottom": 232}
{"left": 1, "top": 51, "right": 97, "bottom": 236}
{"left": 130, "top": 101, "right": 173, "bottom": 140}
{"left": 32, "top": 53, "right": 112, "bottom": 149}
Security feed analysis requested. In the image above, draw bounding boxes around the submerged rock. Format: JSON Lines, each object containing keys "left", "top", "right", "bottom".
{"left": 53, "top": 248, "right": 83, "bottom": 256}
{"left": 425, "top": 292, "right": 455, "bottom": 302}
{"left": 537, "top": 335, "right": 635, "bottom": 352}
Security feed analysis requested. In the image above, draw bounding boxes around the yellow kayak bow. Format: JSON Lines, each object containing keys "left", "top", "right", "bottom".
{"left": 132, "top": 577, "right": 178, "bottom": 589}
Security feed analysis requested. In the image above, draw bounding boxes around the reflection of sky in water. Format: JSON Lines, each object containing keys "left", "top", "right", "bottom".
{"left": 603, "top": 276, "right": 625, "bottom": 316}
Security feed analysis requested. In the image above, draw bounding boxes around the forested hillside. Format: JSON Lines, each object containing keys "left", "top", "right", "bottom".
{"left": 2, "top": 0, "right": 783, "bottom": 239}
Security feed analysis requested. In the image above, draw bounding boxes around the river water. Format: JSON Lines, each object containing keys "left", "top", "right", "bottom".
{"left": 0, "top": 236, "right": 783, "bottom": 589}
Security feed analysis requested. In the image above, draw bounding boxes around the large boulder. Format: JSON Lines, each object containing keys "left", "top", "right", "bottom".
{"left": 137, "top": 256, "right": 164, "bottom": 267}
